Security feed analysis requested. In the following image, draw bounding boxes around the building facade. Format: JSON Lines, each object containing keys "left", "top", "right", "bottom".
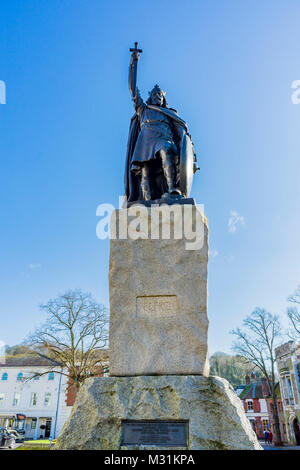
{"left": 0, "top": 356, "right": 72, "bottom": 439}
{"left": 275, "top": 341, "right": 300, "bottom": 445}
{"left": 237, "top": 375, "right": 270, "bottom": 439}
{"left": 236, "top": 374, "right": 288, "bottom": 442}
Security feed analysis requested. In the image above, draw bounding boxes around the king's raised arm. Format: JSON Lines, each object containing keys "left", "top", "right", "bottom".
{"left": 129, "top": 42, "right": 143, "bottom": 107}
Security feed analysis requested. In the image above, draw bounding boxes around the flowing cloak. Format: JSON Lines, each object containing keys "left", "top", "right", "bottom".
{"left": 124, "top": 104, "right": 188, "bottom": 202}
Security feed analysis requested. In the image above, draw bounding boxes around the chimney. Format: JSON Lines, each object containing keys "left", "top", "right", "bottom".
{"left": 261, "top": 377, "right": 269, "bottom": 397}
{"left": 245, "top": 375, "right": 250, "bottom": 385}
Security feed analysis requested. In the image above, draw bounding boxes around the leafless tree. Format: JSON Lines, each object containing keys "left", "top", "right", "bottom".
{"left": 287, "top": 285, "right": 300, "bottom": 339}
{"left": 231, "top": 308, "right": 283, "bottom": 445}
{"left": 25, "top": 290, "right": 109, "bottom": 390}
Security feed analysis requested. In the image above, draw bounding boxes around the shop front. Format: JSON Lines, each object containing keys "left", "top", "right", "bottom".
{"left": 24, "top": 417, "right": 53, "bottom": 439}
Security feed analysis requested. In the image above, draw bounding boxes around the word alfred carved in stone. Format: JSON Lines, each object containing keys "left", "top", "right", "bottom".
{"left": 122, "top": 420, "right": 188, "bottom": 447}
{"left": 136, "top": 295, "right": 178, "bottom": 318}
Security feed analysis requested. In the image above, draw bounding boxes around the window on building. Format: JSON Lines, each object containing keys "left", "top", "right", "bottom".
{"left": 282, "top": 375, "right": 295, "bottom": 405}
{"left": 287, "top": 377, "right": 294, "bottom": 404}
{"left": 17, "top": 420, "right": 25, "bottom": 431}
{"left": 262, "top": 419, "right": 269, "bottom": 431}
{"left": 48, "top": 372, "right": 54, "bottom": 381}
{"left": 17, "top": 372, "right": 23, "bottom": 382}
{"left": 247, "top": 400, "right": 254, "bottom": 411}
{"left": 13, "top": 392, "right": 21, "bottom": 407}
{"left": 30, "top": 392, "right": 37, "bottom": 406}
{"left": 31, "top": 418, "right": 37, "bottom": 429}
{"left": 0, "top": 393, "right": 5, "bottom": 407}
{"left": 44, "top": 392, "right": 51, "bottom": 407}
{"left": 1, "top": 372, "right": 8, "bottom": 381}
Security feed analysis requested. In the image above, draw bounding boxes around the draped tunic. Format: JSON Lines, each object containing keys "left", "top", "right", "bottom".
{"left": 130, "top": 107, "right": 176, "bottom": 173}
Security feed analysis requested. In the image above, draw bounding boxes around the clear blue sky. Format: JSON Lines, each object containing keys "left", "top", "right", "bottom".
{"left": 1, "top": 0, "right": 299, "bottom": 354}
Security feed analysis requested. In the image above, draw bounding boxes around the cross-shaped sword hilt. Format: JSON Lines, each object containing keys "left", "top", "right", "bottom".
{"left": 130, "top": 41, "right": 142, "bottom": 55}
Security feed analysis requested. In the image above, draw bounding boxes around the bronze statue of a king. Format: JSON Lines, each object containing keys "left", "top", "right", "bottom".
{"left": 125, "top": 43, "right": 199, "bottom": 206}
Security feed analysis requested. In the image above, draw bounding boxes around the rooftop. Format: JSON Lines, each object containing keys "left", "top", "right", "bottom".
{"left": 0, "top": 348, "right": 109, "bottom": 368}
{"left": 237, "top": 380, "right": 280, "bottom": 400}
{"left": 0, "top": 354, "right": 61, "bottom": 368}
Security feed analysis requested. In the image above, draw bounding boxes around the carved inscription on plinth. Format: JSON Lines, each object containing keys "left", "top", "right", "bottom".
{"left": 136, "top": 295, "right": 178, "bottom": 318}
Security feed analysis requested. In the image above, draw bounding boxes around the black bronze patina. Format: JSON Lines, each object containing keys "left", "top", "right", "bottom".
{"left": 125, "top": 42, "right": 199, "bottom": 206}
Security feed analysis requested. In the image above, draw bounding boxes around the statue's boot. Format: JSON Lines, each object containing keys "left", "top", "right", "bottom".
{"left": 141, "top": 166, "right": 152, "bottom": 201}
{"left": 161, "top": 150, "right": 181, "bottom": 196}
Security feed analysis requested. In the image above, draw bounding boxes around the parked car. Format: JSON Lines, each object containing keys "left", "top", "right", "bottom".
{"left": 8, "top": 429, "right": 24, "bottom": 443}
{"left": 14, "top": 427, "right": 25, "bottom": 436}
{"left": 0, "top": 428, "right": 16, "bottom": 449}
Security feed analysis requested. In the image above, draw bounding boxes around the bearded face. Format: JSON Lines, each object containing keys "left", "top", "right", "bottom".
{"left": 149, "top": 87, "right": 165, "bottom": 106}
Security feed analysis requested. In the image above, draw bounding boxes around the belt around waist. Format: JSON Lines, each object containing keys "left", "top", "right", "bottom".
{"left": 140, "top": 120, "right": 170, "bottom": 128}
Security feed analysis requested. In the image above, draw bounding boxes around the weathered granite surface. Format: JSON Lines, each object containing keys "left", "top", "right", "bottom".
{"left": 55, "top": 375, "right": 262, "bottom": 450}
{"left": 109, "top": 205, "right": 209, "bottom": 376}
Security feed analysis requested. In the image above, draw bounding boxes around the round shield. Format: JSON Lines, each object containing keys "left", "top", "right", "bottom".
{"left": 179, "top": 133, "right": 194, "bottom": 197}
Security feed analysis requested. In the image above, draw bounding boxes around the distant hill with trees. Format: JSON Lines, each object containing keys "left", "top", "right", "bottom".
{"left": 5, "top": 344, "right": 34, "bottom": 357}
{"left": 209, "top": 352, "right": 261, "bottom": 388}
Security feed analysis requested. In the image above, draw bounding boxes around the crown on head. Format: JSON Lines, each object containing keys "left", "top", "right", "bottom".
{"left": 149, "top": 84, "right": 166, "bottom": 96}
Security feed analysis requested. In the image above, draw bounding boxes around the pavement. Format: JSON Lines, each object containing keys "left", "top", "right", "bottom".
{"left": 0, "top": 443, "right": 23, "bottom": 450}
{"left": 1, "top": 440, "right": 299, "bottom": 451}
{"left": 260, "top": 440, "right": 300, "bottom": 450}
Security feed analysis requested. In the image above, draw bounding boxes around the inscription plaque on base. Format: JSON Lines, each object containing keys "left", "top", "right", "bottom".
{"left": 122, "top": 420, "right": 189, "bottom": 447}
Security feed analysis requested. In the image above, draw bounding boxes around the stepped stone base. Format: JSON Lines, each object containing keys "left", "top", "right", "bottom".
{"left": 55, "top": 375, "right": 262, "bottom": 450}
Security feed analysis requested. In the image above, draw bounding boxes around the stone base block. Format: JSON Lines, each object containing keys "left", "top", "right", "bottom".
{"left": 55, "top": 375, "right": 262, "bottom": 450}
{"left": 109, "top": 205, "right": 209, "bottom": 376}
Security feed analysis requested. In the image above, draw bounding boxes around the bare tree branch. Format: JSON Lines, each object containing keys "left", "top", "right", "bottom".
{"left": 230, "top": 307, "right": 283, "bottom": 445}
{"left": 25, "top": 289, "right": 109, "bottom": 391}
{"left": 287, "top": 285, "right": 300, "bottom": 339}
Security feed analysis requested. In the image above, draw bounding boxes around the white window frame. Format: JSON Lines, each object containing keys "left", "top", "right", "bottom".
{"left": 44, "top": 392, "right": 51, "bottom": 407}
{"left": 247, "top": 400, "right": 254, "bottom": 411}
{"left": 262, "top": 419, "right": 269, "bottom": 431}
{"left": 13, "top": 392, "right": 21, "bottom": 407}
{"left": 0, "top": 393, "right": 5, "bottom": 407}
{"left": 282, "top": 375, "right": 295, "bottom": 405}
{"left": 30, "top": 392, "right": 38, "bottom": 407}
{"left": 31, "top": 417, "right": 37, "bottom": 429}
